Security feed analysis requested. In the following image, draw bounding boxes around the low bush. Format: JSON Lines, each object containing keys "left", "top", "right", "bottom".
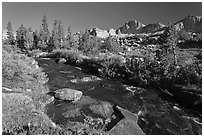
{"left": 51, "top": 49, "right": 82, "bottom": 61}
{"left": 2, "top": 44, "right": 48, "bottom": 90}
{"left": 98, "top": 46, "right": 201, "bottom": 89}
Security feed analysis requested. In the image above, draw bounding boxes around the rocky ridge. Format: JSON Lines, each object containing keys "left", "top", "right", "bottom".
{"left": 117, "top": 20, "right": 145, "bottom": 34}
{"left": 89, "top": 15, "right": 201, "bottom": 39}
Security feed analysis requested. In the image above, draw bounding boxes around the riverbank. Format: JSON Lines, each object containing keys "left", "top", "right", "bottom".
{"left": 2, "top": 44, "right": 105, "bottom": 135}
{"left": 3, "top": 43, "right": 201, "bottom": 134}
{"left": 2, "top": 44, "right": 64, "bottom": 134}
{"left": 2, "top": 44, "right": 145, "bottom": 135}
{"left": 37, "top": 48, "right": 202, "bottom": 113}
{"left": 36, "top": 57, "right": 202, "bottom": 135}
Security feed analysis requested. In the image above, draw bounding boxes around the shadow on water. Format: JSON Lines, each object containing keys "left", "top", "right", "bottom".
{"left": 36, "top": 58, "right": 202, "bottom": 135}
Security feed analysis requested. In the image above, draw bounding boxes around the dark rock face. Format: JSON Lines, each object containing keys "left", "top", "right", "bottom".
{"left": 54, "top": 88, "right": 83, "bottom": 102}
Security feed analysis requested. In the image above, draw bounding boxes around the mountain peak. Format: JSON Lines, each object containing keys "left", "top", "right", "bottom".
{"left": 89, "top": 15, "right": 201, "bottom": 38}
{"left": 117, "top": 20, "right": 145, "bottom": 34}
{"left": 175, "top": 15, "right": 202, "bottom": 33}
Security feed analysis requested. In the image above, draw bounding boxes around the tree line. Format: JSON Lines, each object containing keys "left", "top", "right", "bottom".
{"left": 6, "top": 15, "right": 73, "bottom": 52}
{"left": 5, "top": 15, "right": 122, "bottom": 55}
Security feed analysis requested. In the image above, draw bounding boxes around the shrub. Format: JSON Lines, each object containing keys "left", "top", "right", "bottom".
{"left": 175, "top": 59, "right": 201, "bottom": 87}
{"left": 50, "top": 49, "right": 83, "bottom": 63}
{"left": 2, "top": 44, "right": 48, "bottom": 90}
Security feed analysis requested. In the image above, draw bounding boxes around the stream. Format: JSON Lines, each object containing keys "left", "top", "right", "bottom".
{"left": 36, "top": 58, "right": 202, "bottom": 135}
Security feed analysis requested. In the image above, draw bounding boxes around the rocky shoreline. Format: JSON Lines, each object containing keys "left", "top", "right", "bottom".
{"left": 46, "top": 88, "right": 145, "bottom": 135}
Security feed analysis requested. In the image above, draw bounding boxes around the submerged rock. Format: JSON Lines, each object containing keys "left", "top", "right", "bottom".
{"left": 72, "top": 95, "right": 98, "bottom": 106}
{"left": 54, "top": 88, "right": 83, "bottom": 102}
{"left": 62, "top": 108, "right": 81, "bottom": 118}
{"left": 89, "top": 101, "right": 114, "bottom": 118}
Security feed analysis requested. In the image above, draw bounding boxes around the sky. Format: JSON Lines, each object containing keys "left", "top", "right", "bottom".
{"left": 2, "top": 2, "right": 202, "bottom": 33}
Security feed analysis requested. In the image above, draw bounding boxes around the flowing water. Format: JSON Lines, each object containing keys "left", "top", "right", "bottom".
{"left": 36, "top": 58, "right": 202, "bottom": 135}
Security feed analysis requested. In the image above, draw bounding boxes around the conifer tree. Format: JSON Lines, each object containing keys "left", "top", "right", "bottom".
{"left": 78, "top": 29, "right": 91, "bottom": 53}
{"left": 26, "top": 27, "right": 34, "bottom": 49}
{"left": 6, "top": 21, "right": 15, "bottom": 45}
{"left": 16, "top": 24, "right": 28, "bottom": 51}
{"left": 158, "top": 24, "right": 179, "bottom": 87}
{"left": 51, "top": 20, "right": 59, "bottom": 49}
{"left": 39, "top": 15, "right": 50, "bottom": 44}
{"left": 58, "top": 20, "right": 65, "bottom": 46}
{"left": 51, "top": 19, "right": 65, "bottom": 49}
{"left": 66, "top": 26, "right": 72, "bottom": 41}
{"left": 159, "top": 25, "right": 178, "bottom": 65}
{"left": 33, "top": 29, "right": 39, "bottom": 49}
{"left": 62, "top": 26, "right": 74, "bottom": 49}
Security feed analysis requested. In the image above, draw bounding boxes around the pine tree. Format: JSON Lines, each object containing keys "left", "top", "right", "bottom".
{"left": 58, "top": 20, "right": 65, "bottom": 47}
{"left": 158, "top": 24, "right": 179, "bottom": 87}
{"left": 39, "top": 15, "right": 50, "bottom": 44}
{"left": 6, "top": 21, "right": 15, "bottom": 45}
{"left": 78, "top": 29, "right": 91, "bottom": 53}
{"left": 47, "top": 36, "right": 55, "bottom": 52}
{"left": 33, "top": 30, "right": 39, "bottom": 49}
{"left": 62, "top": 26, "right": 74, "bottom": 49}
{"left": 51, "top": 20, "right": 59, "bottom": 49}
{"left": 16, "top": 24, "right": 28, "bottom": 51}
{"left": 66, "top": 26, "right": 72, "bottom": 41}
{"left": 50, "top": 19, "right": 65, "bottom": 49}
{"left": 160, "top": 25, "right": 178, "bottom": 65}
{"left": 26, "top": 27, "right": 34, "bottom": 50}
{"left": 167, "top": 25, "right": 179, "bottom": 66}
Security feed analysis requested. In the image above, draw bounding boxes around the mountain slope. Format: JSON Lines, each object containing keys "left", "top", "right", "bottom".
{"left": 174, "top": 15, "right": 202, "bottom": 33}
{"left": 137, "top": 23, "right": 165, "bottom": 34}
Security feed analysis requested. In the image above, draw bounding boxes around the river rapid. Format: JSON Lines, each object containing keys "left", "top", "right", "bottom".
{"left": 36, "top": 58, "right": 202, "bottom": 135}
